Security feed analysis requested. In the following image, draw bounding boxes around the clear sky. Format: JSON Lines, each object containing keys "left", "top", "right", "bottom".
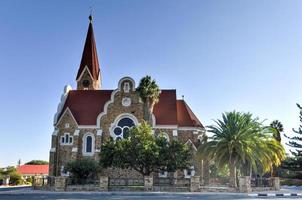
{"left": 0, "top": 0, "right": 302, "bottom": 167}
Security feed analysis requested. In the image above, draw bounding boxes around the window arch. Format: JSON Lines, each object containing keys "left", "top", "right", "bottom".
{"left": 110, "top": 114, "right": 138, "bottom": 140}
{"left": 82, "top": 133, "right": 95, "bottom": 156}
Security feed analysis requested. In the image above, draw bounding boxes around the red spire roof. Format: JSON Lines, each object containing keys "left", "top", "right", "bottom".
{"left": 76, "top": 16, "right": 100, "bottom": 80}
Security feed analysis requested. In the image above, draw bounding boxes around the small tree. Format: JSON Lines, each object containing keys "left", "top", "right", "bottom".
{"left": 66, "top": 158, "right": 99, "bottom": 182}
{"left": 100, "top": 122, "right": 192, "bottom": 176}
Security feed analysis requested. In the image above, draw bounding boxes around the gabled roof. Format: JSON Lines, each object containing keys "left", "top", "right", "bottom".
{"left": 57, "top": 89, "right": 203, "bottom": 128}
{"left": 76, "top": 19, "right": 100, "bottom": 80}
{"left": 176, "top": 100, "right": 204, "bottom": 128}
{"left": 17, "top": 165, "right": 49, "bottom": 175}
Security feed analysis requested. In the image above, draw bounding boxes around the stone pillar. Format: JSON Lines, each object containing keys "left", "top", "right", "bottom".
{"left": 54, "top": 176, "right": 67, "bottom": 191}
{"left": 144, "top": 176, "right": 153, "bottom": 191}
{"left": 238, "top": 176, "right": 251, "bottom": 193}
{"left": 3, "top": 176, "right": 10, "bottom": 186}
{"left": 271, "top": 177, "right": 280, "bottom": 190}
{"left": 100, "top": 176, "right": 109, "bottom": 191}
{"left": 190, "top": 176, "right": 200, "bottom": 192}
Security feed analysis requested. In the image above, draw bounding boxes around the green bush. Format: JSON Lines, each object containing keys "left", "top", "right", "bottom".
{"left": 9, "top": 172, "right": 23, "bottom": 185}
{"left": 66, "top": 158, "right": 99, "bottom": 180}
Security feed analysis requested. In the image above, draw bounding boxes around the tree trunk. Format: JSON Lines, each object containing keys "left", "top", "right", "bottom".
{"left": 143, "top": 99, "right": 154, "bottom": 126}
{"left": 229, "top": 156, "right": 237, "bottom": 188}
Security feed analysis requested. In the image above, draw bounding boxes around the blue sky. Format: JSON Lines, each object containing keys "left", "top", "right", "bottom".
{"left": 0, "top": 0, "right": 302, "bottom": 167}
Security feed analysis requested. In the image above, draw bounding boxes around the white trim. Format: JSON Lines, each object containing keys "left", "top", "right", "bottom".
{"left": 60, "top": 132, "right": 73, "bottom": 145}
{"left": 185, "top": 139, "right": 197, "bottom": 151}
{"left": 123, "top": 82, "right": 130, "bottom": 93}
{"left": 52, "top": 130, "right": 59, "bottom": 136}
{"left": 122, "top": 97, "right": 131, "bottom": 107}
{"left": 74, "top": 129, "right": 80, "bottom": 136}
{"left": 184, "top": 166, "right": 195, "bottom": 179}
{"left": 97, "top": 130, "right": 103, "bottom": 136}
{"left": 154, "top": 125, "right": 178, "bottom": 129}
{"left": 178, "top": 127, "right": 205, "bottom": 131}
{"left": 76, "top": 65, "right": 94, "bottom": 82}
{"left": 53, "top": 85, "right": 72, "bottom": 125}
{"left": 55, "top": 107, "right": 78, "bottom": 128}
{"left": 118, "top": 77, "right": 136, "bottom": 92}
{"left": 50, "top": 148, "right": 56, "bottom": 152}
{"left": 158, "top": 171, "right": 168, "bottom": 178}
{"left": 78, "top": 125, "right": 98, "bottom": 129}
{"left": 96, "top": 89, "right": 119, "bottom": 128}
{"left": 109, "top": 113, "right": 139, "bottom": 140}
{"left": 71, "top": 148, "right": 78, "bottom": 152}
{"left": 82, "top": 132, "right": 95, "bottom": 156}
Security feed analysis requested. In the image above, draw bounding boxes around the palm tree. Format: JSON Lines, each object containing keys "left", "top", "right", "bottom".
{"left": 270, "top": 120, "right": 283, "bottom": 143}
{"left": 137, "top": 76, "right": 160, "bottom": 125}
{"left": 198, "top": 111, "right": 285, "bottom": 188}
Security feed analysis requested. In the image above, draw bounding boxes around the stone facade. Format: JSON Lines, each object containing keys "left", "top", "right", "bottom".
{"left": 50, "top": 77, "right": 206, "bottom": 180}
{"left": 49, "top": 19, "right": 207, "bottom": 183}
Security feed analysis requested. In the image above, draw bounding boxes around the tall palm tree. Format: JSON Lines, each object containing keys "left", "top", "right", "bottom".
{"left": 137, "top": 76, "right": 160, "bottom": 125}
{"left": 198, "top": 111, "right": 285, "bottom": 188}
{"left": 270, "top": 120, "right": 283, "bottom": 143}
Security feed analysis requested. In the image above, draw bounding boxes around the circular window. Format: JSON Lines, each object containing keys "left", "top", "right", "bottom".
{"left": 112, "top": 117, "right": 135, "bottom": 140}
{"left": 82, "top": 79, "right": 90, "bottom": 87}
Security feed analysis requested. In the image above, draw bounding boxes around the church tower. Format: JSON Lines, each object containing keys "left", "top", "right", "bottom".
{"left": 76, "top": 15, "right": 101, "bottom": 90}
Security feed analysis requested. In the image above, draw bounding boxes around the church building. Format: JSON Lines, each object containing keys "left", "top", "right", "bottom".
{"left": 49, "top": 16, "right": 206, "bottom": 179}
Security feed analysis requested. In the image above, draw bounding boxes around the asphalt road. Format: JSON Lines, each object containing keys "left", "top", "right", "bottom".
{"left": 0, "top": 193, "right": 301, "bottom": 200}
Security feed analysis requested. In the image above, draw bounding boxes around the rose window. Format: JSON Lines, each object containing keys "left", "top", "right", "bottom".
{"left": 112, "top": 117, "right": 135, "bottom": 140}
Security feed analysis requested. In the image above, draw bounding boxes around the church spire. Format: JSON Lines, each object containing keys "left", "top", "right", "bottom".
{"left": 76, "top": 15, "right": 101, "bottom": 90}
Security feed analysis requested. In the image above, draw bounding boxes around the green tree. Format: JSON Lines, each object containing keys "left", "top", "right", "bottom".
{"left": 270, "top": 120, "right": 284, "bottom": 143}
{"left": 198, "top": 111, "right": 285, "bottom": 188}
{"left": 25, "top": 160, "right": 49, "bottom": 165}
{"left": 137, "top": 76, "right": 160, "bottom": 125}
{"left": 283, "top": 104, "right": 302, "bottom": 173}
{"left": 100, "top": 122, "right": 192, "bottom": 176}
{"left": 66, "top": 158, "right": 99, "bottom": 180}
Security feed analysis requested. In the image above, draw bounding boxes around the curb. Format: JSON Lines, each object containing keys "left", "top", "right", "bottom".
{"left": 248, "top": 193, "right": 302, "bottom": 197}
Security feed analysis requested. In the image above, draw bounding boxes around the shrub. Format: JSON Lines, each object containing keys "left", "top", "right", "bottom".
{"left": 66, "top": 158, "right": 99, "bottom": 180}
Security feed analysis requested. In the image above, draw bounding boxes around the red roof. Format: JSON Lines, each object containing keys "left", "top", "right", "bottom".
{"left": 76, "top": 20, "right": 100, "bottom": 80}
{"left": 177, "top": 100, "right": 204, "bottom": 128}
{"left": 17, "top": 165, "right": 49, "bottom": 175}
{"left": 58, "top": 89, "right": 203, "bottom": 128}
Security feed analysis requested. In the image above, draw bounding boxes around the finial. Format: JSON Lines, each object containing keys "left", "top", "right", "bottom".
{"left": 182, "top": 95, "right": 185, "bottom": 100}
{"left": 89, "top": 6, "right": 93, "bottom": 23}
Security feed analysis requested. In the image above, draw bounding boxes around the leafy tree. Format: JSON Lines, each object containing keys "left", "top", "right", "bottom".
{"left": 9, "top": 172, "right": 23, "bottom": 185}
{"left": 66, "top": 158, "right": 99, "bottom": 180}
{"left": 25, "top": 160, "right": 49, "bottom": 165}
{"left": 100, "top": 122, "right": 192, "bottom": 176}
{"left": 283, "top": 104, "right": 302, "bottom": 172}
{"left": 137, "top": 76, "right": 160, "bottom": 125}
{"left": 198, "top": 111, "right": 285, "bottom": 188}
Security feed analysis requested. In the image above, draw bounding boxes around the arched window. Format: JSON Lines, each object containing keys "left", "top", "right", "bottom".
{"left": 82, "top": 133, "right": 95, "bottom": 156}
{"left": 111, "top": 116, "right": 137, "bottom": 140}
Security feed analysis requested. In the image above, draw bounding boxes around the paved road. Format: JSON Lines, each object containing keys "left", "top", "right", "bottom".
{"left": 0, "top": 193, "right": 301, "bottom": 200}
